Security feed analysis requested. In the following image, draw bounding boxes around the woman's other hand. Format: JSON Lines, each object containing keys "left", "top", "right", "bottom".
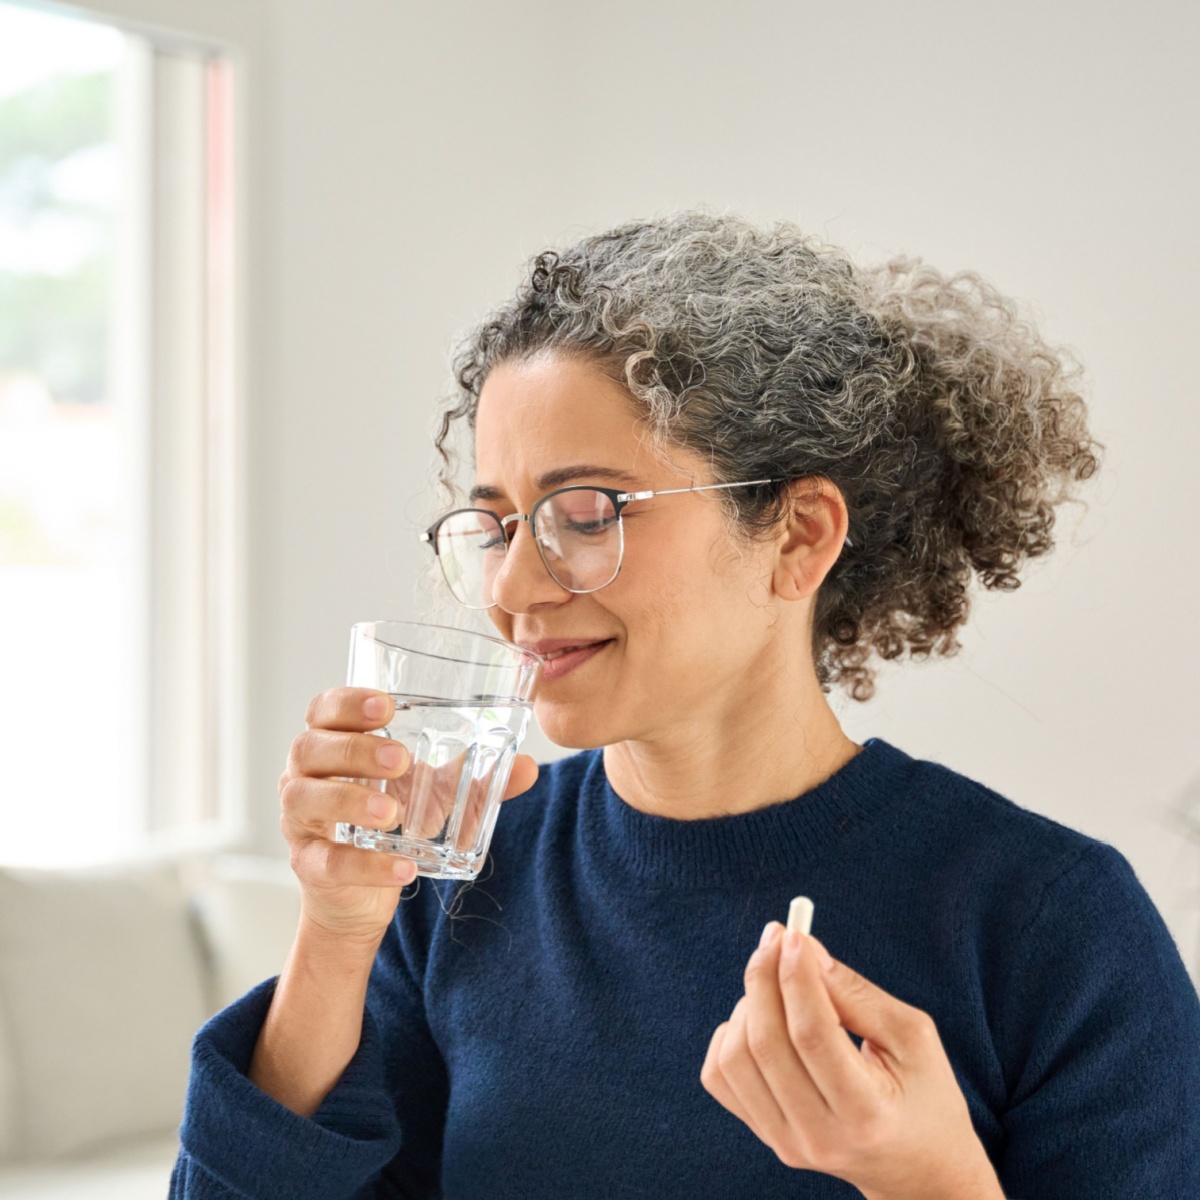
{"left": 278, "top": 687, "right": 540, "bottom": 947}
{"left": 700, "top": 924, "right": 1005, "bottom": 1200}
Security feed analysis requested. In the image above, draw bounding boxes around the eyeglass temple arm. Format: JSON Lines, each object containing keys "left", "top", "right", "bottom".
{"left": 419, "top": 478, "right": 854, "bottom": 548}
{"left": 417, "top": 482, "right": 772, "bottom": 537}
{"left": 616, "top": 479, "right": 853, "bottom": 548}
{"left": 615, "top": 478, "right": 778, "bottom": 502}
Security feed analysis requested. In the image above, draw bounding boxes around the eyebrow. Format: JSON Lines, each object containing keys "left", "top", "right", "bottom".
{"left": 469, "top": 464, "right": 641, "bottom": 505}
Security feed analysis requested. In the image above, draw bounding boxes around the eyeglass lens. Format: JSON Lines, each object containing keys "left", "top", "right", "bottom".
{"left": 435, "top": 489, "right": 622, "bottom": 608}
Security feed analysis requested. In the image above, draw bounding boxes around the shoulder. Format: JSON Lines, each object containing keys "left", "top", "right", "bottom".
{"left": 887, "top": 741, "right": 1127, "bottom": 911}
{"left": 865, "top": 739, "right": 1178, "bottom": 978}
{"left": 883, "top": 742, "right": 1199, "bottom": 1033}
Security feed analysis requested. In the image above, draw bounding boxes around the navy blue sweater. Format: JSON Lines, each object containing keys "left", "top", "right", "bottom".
{"left": 171, "top": 738, "right": 1200, "bottom": 1198}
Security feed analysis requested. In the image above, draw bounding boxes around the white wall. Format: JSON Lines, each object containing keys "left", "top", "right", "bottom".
{"left": 68, "top": 0, "right": 1200, "bottom": 980}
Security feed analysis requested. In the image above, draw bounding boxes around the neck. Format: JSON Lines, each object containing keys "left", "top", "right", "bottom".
{"left": 602, "top": 660, "right": 861, "bottom": 821}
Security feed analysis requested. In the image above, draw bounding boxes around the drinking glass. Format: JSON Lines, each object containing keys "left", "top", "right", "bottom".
{"left": 333, "top": 620, "right": 543, "bottom": 879}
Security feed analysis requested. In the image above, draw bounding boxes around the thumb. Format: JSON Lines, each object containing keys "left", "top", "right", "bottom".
{"left": 807, "top": 936, "right": 924, "bottom": 1062}
{"left": 501, "top": 753, "right": 540, "bottom": 800}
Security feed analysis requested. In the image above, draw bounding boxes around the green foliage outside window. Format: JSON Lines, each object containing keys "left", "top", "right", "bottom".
{"left": 0, "top": 70, "right": 114, "bottom": 406}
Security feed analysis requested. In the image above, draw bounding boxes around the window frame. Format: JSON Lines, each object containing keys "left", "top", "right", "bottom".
{"left": 19, "top": 0, "right": 261, "bottom": 865}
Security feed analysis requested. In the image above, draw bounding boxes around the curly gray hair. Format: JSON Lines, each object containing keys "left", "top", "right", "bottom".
{"left": 430, "top": 211, "right": 1101, "bottom": 701}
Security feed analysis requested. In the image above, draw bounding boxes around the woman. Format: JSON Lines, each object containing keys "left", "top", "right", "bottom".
{"left": 171, "top": 212, "right": 1200, "bottom": 1199}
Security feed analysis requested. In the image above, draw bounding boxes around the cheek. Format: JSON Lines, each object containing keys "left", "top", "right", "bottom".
{"left": 614, "top": 547, "right": 693, "bottom": 638}
{"left": 629, "top": 527, "right": 757, "bottom": 617}
{"left": 625, "top": 544, "right": 771, "bottom": 671}
{"left": 612, "top": 522, "right": 765, "bottom": 657}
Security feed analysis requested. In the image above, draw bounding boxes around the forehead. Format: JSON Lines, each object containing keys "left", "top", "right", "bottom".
{"left": 472, "top": 354, "right": 656, "bottom": 498}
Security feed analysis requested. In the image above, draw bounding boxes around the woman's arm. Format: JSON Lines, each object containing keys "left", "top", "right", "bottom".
{"left": 248, "top": 918, "right": 384, "bottom": 1118}
{"left": 170, "top": 965, "right": 411, "bottom": 1200}
{"left": 995, "top": 843, "right": 1200, "bottom": 1197}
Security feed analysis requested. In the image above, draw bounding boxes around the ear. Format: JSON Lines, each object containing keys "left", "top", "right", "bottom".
{"left": 771, "top": 477, "right": 850, "bottom": 602}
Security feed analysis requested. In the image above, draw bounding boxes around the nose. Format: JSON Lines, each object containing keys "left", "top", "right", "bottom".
{"left": 490, "top": 514, "right": 570, "bottom": 613}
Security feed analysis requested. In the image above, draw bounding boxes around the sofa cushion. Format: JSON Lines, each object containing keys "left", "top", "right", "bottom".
{"left": 187, "top": 854, "right": 301, "bottom": 1011}
{"left": 0, "top": 1000, "right": 15, "bottom": 1161}
{"left": 0, "top": 863, "right": 209, "bottom": 1161}
{"left": 0, "top": 1131, "right": 179, "bottom": 1198}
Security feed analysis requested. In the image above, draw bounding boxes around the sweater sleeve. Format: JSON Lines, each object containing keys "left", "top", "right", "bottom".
{"left": 994, "top": 842, "right": 1200, "bottom": 1198}
{"left": 171, "top": 908, "right": 448, "bottom": 1200}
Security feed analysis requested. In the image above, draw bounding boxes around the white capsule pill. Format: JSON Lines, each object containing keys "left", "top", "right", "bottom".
{"left": 787, "top": 895, "right": 814, "bottom": 937}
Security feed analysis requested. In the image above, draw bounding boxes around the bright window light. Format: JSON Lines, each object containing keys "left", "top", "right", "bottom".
{"left": 0, "top": 0, "right": 239, "bottom": 867}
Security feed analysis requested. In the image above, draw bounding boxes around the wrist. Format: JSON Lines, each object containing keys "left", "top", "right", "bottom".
{"left": 294, "top": 912, "right": 387, "bottom": 968}
{"left": 251, "top": 916, "right": 385, "bottom": 1119}
{"left": 857, "top": 1146, "right": 1004, "bottom": 1200}
{"left": 946, "top": 1144, "right": 1005, "bottom": 1200}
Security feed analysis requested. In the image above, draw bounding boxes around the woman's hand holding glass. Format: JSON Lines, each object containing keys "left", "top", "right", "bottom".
{"left": 278, "top": 686, "right": 540, "bottom": 946}
{"left": 701, "top": 924, "right": 1005, "bottom": 1200}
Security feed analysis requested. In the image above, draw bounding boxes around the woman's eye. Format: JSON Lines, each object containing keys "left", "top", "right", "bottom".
{"left": 566, "top": 518, "right": 617, "bottom": 535}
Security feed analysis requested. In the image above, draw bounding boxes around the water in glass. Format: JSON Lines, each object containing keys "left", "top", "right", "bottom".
{"left": 336, "top": 693, "right": 533, "bottom": 879}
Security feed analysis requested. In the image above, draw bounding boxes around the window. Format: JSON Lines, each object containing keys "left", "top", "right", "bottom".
{"left": 0, "top": 0, "right": 240, "bottom": 866}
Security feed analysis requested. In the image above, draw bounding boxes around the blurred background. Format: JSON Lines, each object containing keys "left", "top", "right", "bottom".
{"left": 0, "top": 0, "right": 1197, "bottom": 1192}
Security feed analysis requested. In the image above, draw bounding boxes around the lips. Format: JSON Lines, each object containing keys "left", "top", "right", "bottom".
{"left": 544, "top": 642, "right": 603, "bottom": 661}
{"left": 535, "top": 639, "right": 615, "bottom": 682}
{"left": 518, "top": 637, "right": 616, "bottom": 658}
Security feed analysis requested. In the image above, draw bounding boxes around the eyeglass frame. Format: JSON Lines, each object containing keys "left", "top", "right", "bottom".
{"left": 420, "top": 478, "right": 788, "bottom": 609}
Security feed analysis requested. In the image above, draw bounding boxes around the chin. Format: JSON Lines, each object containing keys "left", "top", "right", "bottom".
{"left": 532, "top": 700, "right": 613, "bottom": 751}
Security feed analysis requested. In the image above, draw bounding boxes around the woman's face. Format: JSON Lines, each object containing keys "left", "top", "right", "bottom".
{"left": 473, "top": 351, "right": 811, "bottom": 751}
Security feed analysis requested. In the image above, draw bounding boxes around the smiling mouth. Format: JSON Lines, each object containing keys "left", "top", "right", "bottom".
{"left": 543, "top": 640, "right": 611, "bottom": 661}
{"left": 537, "top": 639, "right": 616, "bottom": 681}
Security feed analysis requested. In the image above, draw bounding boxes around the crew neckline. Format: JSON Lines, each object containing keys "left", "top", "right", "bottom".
{"left": 578, "top": 737, "right": 913, "bottom": 888}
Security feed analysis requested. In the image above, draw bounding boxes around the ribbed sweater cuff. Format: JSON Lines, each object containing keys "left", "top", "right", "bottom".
{"left": 178, "top": 977, "right": 403, "bottom": 1200}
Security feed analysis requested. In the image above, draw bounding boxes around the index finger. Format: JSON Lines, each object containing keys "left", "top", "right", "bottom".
{"left": 305, "top": 687, "right": 395, "bottom": 732}
{"left": 777, "top": 931, "right": 873, "bottom": 1116}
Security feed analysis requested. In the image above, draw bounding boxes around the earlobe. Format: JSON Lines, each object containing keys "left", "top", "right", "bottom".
{"left": 773, "top": 479, "right": 849, "bottom": 602}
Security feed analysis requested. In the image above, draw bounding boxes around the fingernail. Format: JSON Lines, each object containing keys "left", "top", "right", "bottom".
{"left": 809, "top": 935, "right": 835, "bottom": 972}
{"left": 377, "top": 743, "right": 406, "bottom": 770}
{"left": 759, "top": 922, "right": 781, "bottom": 949}
{"left": 363, "top": 695, "right": 388, "bottom": 720}
{"left": 367, "top": 794, "right": 395, "bottom": 821}
{"left": 782, "top": 929, "right": 803, "bottom": 960}
{"left": 393, "top": 858, "right": 416, "bottom": 880}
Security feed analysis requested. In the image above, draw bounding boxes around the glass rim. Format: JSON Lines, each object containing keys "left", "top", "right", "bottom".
{"left": 350, "top": 619, "right": 545, "bottom": 666}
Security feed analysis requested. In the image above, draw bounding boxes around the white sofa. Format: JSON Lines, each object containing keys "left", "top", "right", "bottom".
{"left": 0, "top": 853, "right": 302, "bottom": 1199}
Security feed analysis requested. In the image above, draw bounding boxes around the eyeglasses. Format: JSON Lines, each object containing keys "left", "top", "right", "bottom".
{"left": 420, "top": 479, "right": 781, "bottom": 610}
